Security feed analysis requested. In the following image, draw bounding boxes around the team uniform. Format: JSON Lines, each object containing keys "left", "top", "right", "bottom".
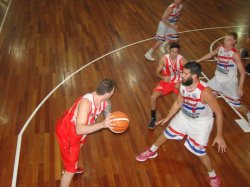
{"left": 208, "top": 46, "right": 241, "bottom": 107}
{"left": 56, "top": 93, "right": 107, "bottom": 172}
{"left": 154, "top": 53, "right": 184, "bottom": 95}
{"left": 156, "top": 3, "right": 183, "bottom": 42}
{"left": 164, "top": 81, "right": 214, "bottom": 156}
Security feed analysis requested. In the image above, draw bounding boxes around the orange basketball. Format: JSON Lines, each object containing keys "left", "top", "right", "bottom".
{"left": 110, "top": 111, "right": 129, "bottom": 133}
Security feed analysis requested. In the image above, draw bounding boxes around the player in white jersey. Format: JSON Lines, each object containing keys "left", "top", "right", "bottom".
{"left": 136, "top": 62, "right": 226, "bottom": 187}
{"left": 196, "top": 32, "right": 250, "bottom": 124}
{"left": 145, "top": 0, "right": 183, "bottom": 62}
{"left": 148, "top": 42, "right": 187, "bottom": 129}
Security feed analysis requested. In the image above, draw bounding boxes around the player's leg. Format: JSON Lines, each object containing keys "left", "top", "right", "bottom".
{"left": 185, "top": 118, "right": 220, "bottom": 187}
{"left": 145, "top": 21, "right": 167, "bottom": 61}
{"left": 159, "top": 28, "right": 179, "bottom": 54}
{"left": 199, "top": 155, "right": 220, "bottom": 187}
{"left": 60, "top": 172, "right": 75, "bottom": 187}
{"left": 148, "top": 90, "right": 162, "bottom": 129}
{"left": 221, "top": 79, "right": 250, "bottom": 124}
{"left": 137, "top": 111, "right": 186, "bottom": 161}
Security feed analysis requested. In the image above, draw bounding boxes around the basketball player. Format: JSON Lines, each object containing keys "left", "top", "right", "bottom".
{"left": 56, "top": 79, "right": 115, "bottom": 187}
{"left": 136, "top": 62, "right": 226, "bottom": 187}
{"left": 196, "top": 32, "right": 250, "bottom": 124}
{"left": 148, "top": 42, "right": 187, "bottom": 129}
{"left": 145, "top": 0, "right": 183, "bottom": 62}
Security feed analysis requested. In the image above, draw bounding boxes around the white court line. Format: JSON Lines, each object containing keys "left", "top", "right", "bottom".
{"left": 11, "top": 25, "right": 249, "bottom": 186}
{"left": 0, "top": 0, "right": 13, "bottom": 32}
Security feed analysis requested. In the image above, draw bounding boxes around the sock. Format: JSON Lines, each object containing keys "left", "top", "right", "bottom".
{"left": 150, "top": 144, "right": 159, "bottom": 152}
{"left": 147, "top": 48, "right": 154, "bottom": 55}
{"left": 208, "top": 170, "right": 216, "bottom": 178}
{"left": 151, "top": 110, "right": 156, "bottom": 120}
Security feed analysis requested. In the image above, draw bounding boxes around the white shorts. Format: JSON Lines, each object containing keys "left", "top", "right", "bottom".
{"left": 164, "top": 111, "right": 214, "bottom": 156}
{"left": 208, "top": 76, "right": 241, "bottom": 107}
{"left": 155, "top": 21, "right": 179, "bottom": 42}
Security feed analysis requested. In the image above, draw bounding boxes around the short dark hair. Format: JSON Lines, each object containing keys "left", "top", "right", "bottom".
{"left": 184, "top": 61, "right": 202, "bottom": 77}
{"left": 226, "top": 32, "right": 238, "bottom": 40}
{"left": 96, "top": 79, "right": 116, "bottom": 95}
{"left": 169, "top": 42, "right": 180, "bottom": 50}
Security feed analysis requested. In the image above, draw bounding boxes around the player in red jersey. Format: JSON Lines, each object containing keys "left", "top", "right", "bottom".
{"left": 148, "top": 42, "right": 187, "bottom": 129}
{"left": 56, "top": 79, "right": 115, "bottom": 187}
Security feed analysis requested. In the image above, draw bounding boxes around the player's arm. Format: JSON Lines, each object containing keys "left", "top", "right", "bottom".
{"left": 161, "top": 7, "right": 177, "bottom": 29}
{"left": 233, "top": 52, "right": 246, "bottom": 97}
{"left": 156, "top": 56, "right": 170, "bottom": 82}
{"left": 103, "top": 100, "right": 111, "bottom": 118}
{"left": 156, "top": 93, "right": 183, "bottom": 126}
{"left": 75, "top": 99, "right": 111, "bottom": 135}
{"left": 196, "top": 47, "right": 219, "bottom": 63}
{"left": 202, "top": 87, "right": 226, "bottom": 153}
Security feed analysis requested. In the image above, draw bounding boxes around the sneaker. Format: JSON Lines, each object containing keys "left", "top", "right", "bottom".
{"left": 136, "top": 149, "right": 158, "bottom": 162}
{"left": 75, "top": 167, "right": 85, "bottom": 174}
{"left": 62, "top": 167, "right": 85, "bottom": 175}
{"left": 209, "top": 176, "right": 221, "bottom": 187}
{"left": 145, "top": 53, "right": 155, "bottom": 61}
{"left": 148, "top": 118, "right": 156, "bottom": 129}
{"left": 240, "top": 48, "right": 249, "bottom": 58}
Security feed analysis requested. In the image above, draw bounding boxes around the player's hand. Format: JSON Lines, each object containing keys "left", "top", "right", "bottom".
{"left": 237, "top": 87, "right": 243, "bottom": 97}
{"left": 212, "top": 136, "right": 226, "bottom": 153}
{"left": 155, "top": 117, "right": 169, "bottom": 126}
{"left": 104, "top": 113, "right": 115, "bottom": 128}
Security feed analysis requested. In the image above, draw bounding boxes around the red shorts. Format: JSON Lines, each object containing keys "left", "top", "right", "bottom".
{"left": 154, "top": 80, "right": 179, "bottom": 95}
{"left": 56, "top": 111, "right": 87, "bottom": 173}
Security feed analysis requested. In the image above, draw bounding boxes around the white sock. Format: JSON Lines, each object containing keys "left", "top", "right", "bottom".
{"left": 147, "top": 48, "right": 154, "bottom": 55}
{"left": 149, "top": 144, "right": 159, "bottom": 152}
{"left": 208, "top": 170, "right": 216, "bottom": 178}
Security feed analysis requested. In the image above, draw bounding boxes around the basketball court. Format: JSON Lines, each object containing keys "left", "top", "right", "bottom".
{"left": 0, "top": 0, "right": 250, "bottom": 186}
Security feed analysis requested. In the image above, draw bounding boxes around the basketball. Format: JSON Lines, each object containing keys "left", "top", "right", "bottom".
{"left": 109, "top": 111, "right": 129, "bottom": 133}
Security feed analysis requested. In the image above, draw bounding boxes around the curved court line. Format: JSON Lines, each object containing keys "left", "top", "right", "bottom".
{"left": 0, "top": 0, "right": 13, "bottom": 32}
{"left": 11, "top": 25, "right": 248, "bottom": 186}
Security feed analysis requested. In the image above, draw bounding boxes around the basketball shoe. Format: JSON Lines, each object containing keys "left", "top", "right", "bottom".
{"left": 62, "top": 167, "right": 85, "bottom": 175}
{"left": 148, "top": 118, "right": 156, "bottom": 129}
{"left": 145, "top": 53, "right": 155, "bottom": 62}
{"left": 75, "top": 167, "right": 85, "bottom": 174}
{"left": 209, "top": 176, "right": 220, "bottom": 187}
{"left": 136, "top": 149, "right": 158, "bottom": 162}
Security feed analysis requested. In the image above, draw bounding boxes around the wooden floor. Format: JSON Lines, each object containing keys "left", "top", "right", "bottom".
{"left": 0, "top": 0, "right": 250, "bottom": 186}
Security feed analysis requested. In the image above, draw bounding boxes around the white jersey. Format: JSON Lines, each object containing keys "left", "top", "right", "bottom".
{"left": 215, "top": 46, "right": 238, "bottom": 80}
{"left": 161, "top": 54, "right": 184, "bottom": 83}
{"left": 167, "top": 3, "right": 183, "bottom": 25}
{"left": 180, "top": 81, "right": 213, "bottom": 120}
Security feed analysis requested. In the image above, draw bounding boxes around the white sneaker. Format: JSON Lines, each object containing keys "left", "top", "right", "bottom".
{"left": 145, "top": 53, "right": 155, "bottom": 61}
